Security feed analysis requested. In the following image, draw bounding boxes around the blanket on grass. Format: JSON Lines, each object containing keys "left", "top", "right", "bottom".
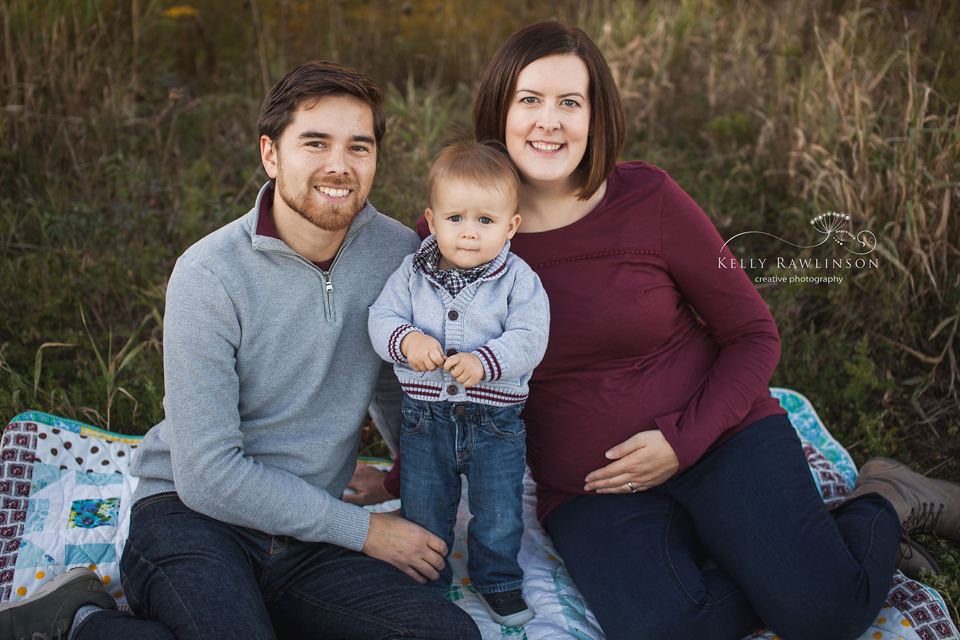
{"left": 0, "top": 388, "right": 956, "bottom": 640}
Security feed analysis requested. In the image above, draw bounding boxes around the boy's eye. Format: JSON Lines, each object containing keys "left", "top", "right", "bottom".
{"left": 448, "top": 215, "right": 462, "bottom": 222}
{"left": 479, "top": 216, "right": 493, "bottom": 224}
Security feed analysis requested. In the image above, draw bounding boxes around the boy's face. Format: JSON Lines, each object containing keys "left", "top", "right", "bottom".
{"left": 425, "top": 178, "right": 521, "bottom": 271}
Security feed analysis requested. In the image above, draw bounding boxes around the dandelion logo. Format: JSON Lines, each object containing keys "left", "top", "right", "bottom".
{"left": 721, "top": 211, "right": 877, "bottom": 255}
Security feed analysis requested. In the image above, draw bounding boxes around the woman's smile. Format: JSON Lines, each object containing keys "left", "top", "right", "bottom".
{"left": 505, "top": 54, "right": 591, "bottom": 193}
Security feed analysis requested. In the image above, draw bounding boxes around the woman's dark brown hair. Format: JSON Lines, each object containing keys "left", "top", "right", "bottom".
{"left": 473, "top": 21, "right": 626, "bottom": 200}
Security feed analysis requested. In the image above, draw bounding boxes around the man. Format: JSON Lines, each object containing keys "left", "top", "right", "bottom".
{"left": 0, "top": 61, "right": 481, "bottom": 640}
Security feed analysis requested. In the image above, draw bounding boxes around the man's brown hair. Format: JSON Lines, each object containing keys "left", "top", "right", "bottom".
{"left": 258, "top": 61, "right": 386, "bottom": 152}
{"left": 473, "top": 21, "right": 626, "bottom": 201}
{"left": 428, "top": 140, "right": 521, "bottom": 211}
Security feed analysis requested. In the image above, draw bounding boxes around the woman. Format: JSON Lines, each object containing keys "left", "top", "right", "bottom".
{"left": 353, "top": 21, "right": 960, "bottom": 639}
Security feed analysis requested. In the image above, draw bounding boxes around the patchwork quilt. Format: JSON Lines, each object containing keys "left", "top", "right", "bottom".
{"left": 1, "top": 389, "right": 957, "bottom": 640}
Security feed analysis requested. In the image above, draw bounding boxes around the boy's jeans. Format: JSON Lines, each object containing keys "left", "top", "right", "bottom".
{"left": 399, "top": 396, "right": 526, "bottom": 595}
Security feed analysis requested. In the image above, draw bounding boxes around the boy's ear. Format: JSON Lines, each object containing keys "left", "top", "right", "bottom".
{"left": 424, "top": 208, "right": 437, "bottom": 236}
{"left": 260, "top": 136, "right": 278, "bottom": 179}
{"left": 505, "top": 213, "right": 521, "bottom": 239}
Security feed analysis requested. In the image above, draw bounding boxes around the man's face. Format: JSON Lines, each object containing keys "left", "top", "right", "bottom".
{"left": 262, "top": 95, "right": 377, "bottom": 232}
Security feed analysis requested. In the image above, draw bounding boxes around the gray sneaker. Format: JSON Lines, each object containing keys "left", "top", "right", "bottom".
{"left": 0, "top": 568, "right": 116, "bottom": 640}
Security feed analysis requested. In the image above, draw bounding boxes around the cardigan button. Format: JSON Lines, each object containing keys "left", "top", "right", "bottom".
{"left": 446, "top": 349, "right": 457, "bottom": 357}
{"left": 446, "top": 384, "right": 459, "bottom": 395}
{"left": 447, "top": 310, "right": 459, "bottom": 321}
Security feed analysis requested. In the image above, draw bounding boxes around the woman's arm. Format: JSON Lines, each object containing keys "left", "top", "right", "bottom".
{"left": 584, "top": 174, "right": 780, "bottom": 492}
{"left": 652, "top": 176, "right": 782, "bottom": 472}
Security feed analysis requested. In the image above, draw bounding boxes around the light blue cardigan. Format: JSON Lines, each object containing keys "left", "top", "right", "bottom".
{"left": 368, "top": 238, "right": 550, "bottom": 407}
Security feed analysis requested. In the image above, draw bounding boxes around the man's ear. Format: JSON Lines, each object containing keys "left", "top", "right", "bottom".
{"left": 505, "top": 213, "right": 522, "bottom": 239}
{"left": 260, "top": 135, "right": 278, "bottom": 179}
{"left": 424, "top": 208, "right": 437, "bottom": 237}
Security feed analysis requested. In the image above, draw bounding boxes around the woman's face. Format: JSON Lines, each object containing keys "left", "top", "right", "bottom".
{"left": 505, "top": 54, "right": 591, "bottom": 193}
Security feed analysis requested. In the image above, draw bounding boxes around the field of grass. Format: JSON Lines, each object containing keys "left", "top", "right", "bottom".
{"left": 1, "top": 0, "right": 959, "bottom": 621}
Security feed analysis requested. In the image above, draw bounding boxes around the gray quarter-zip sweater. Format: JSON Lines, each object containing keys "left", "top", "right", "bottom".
{"left": 130, "top": 183, "right": 419, "bottom": 551}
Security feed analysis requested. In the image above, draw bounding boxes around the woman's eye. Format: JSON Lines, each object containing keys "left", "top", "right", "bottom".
{"left": 520, "top": 96, "right": 538, "bottom": 104}
{"left": 562, "top": 99, "right": 580, "bottom": 108}
{"left": 448, "top": 215, "right": 462, "bottom": 222}
{"left": 479, "top": 217, "right": 493, "bottom": 224}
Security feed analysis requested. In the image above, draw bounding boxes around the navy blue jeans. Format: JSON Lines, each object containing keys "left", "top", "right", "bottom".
{"left": 73, "top": 492, "right": 481, "bottom": 640}
{"left": 544, "top": 414, "right": 901, "bottom": 640}
{"left": 399, "top": 397, "right": 526, "bottom": 595}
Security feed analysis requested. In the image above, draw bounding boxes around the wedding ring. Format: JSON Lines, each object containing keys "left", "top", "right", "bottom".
{"left": 627, "top": 482, "right": 638, "bottom": 493}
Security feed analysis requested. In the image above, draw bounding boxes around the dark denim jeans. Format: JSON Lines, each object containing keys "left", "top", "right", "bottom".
{"left": 73, "top": 492, "right": 481, "bottom": 640}
{"left": 399, "top": 397, "right": 526, "bottom": 595}
{"left": 544, "top": 414, "right": 901, "bottom": 640}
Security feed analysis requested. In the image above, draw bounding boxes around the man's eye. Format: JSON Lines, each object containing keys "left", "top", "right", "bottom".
{"left": 351, "top": 146, "right": 370, "bottom": 153}
{"left": 448, "top": 215, "right": 462, "bottom": 222}
{"left": 479, "top": 217, "right": 493, "bottom": 224}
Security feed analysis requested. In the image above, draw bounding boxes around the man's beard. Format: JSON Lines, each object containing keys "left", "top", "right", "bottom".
{"left": 275, "top": 173, "right": 364, "bottom": 233}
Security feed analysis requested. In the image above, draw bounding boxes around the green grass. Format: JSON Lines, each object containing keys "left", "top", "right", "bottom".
{"left": 2, "top": 0, "right": 959, "bottom": 622}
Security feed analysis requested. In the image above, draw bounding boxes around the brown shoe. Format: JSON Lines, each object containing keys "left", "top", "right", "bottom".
{"left": 896, "top": 538, "right": 940, "bottom": 581}
{"left": 851, "top": 457, "right": 960, "bottom": 541}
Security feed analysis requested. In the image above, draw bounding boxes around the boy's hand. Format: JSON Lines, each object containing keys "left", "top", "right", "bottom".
{"left": 444, "top": 352, "right": 485, "bottom": 387}
{"left": 400, "top": 332, "right": 446, "bottom": 372}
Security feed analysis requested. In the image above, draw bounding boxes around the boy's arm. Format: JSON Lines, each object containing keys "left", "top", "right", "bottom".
{"left": 471, "top": 268, "right": 550, "bottom": 383}
{"left": 367, "top": 258, "right": 419, "bottom": 365}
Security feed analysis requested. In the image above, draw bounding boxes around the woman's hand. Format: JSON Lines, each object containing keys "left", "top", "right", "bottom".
{"left": 344, "top": 464, "right": 397, "bottom": 505}
{"left": 583, "top": 430, "right": 680, "bottom": 493}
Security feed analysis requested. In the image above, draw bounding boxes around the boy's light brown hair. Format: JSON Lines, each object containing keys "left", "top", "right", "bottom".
{"left": 428, "top": 141, "right": 521, "bottom": 211}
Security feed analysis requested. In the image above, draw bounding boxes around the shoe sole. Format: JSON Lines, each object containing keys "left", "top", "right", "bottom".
{"left": 477, "top": 595, "right": 535, "bottom": 627}
{"left": 0, "top": 568, "right": 101, "bottom": 613}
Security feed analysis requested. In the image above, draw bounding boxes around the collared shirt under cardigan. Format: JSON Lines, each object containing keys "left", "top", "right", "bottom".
{"left": 368, "top": 237, "right": 550, "bottom": 407}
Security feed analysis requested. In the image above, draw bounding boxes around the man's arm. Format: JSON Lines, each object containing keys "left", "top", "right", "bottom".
{"left": 367, "top": 360, "right": 403, "bottom": 457}
{"left": 162, "top": 259, "right": 371, "bottom": 548}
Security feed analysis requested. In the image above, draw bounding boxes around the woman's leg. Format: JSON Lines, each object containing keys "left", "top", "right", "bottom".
{"left": 664, "top": 414, "right": 901, "bottom": 639}
{"left": 544, "top": 490, "right": 763, "bottom": 640}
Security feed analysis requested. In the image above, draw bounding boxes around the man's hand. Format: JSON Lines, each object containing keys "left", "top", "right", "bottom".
{"left": 583, "top": 430, "right": 680, "bottom": 493}
{"left": 362, "top": 511, "right": 447, "bottom": 583}
{"left": 443, "top": 353, "right": 484, "bottom": 387}
{"left": 344, "top": 463, "right": 397, "bottom": 505}
{"left": 400, "top": 332, "right": 446, "bottom": 372}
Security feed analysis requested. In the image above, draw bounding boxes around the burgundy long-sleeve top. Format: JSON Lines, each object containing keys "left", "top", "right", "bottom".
{"left": 397, "top": 161, "right": 785, "bottom": 523}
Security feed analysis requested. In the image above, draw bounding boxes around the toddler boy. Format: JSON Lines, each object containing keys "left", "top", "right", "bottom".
{"left": 368, "top": 141, "right": 549, "bottom": 627}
